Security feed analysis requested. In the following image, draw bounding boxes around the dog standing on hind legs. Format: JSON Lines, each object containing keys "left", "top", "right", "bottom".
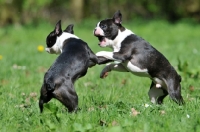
{"left": 94, "top": 10, "right": 184, "bottom": 105}
{"left": 39, "top": 20, "right": 99, "bottom": 113}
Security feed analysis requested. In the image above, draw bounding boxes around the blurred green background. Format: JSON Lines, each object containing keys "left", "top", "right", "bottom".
{"left": 0, "top": 0, "right": 200, "bottom": 26}
{"left": 1, "top": 1, "right": 200, "bottom": 131}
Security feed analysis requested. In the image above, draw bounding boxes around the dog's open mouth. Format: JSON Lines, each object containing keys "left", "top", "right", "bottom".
{"left": 97, "top": 36, "right": 106, "bottom": 46}
{"left": 98, "top": 36, "right": 105, "bottom": 42}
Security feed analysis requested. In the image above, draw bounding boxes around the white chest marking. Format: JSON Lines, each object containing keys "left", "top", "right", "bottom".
{"left": 112, "top": 29, "right": 134, "bottom": 52}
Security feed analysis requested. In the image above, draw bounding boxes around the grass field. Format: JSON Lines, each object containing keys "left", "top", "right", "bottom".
{"left": 0, "top": 20, "right": 200, "bottom": 132}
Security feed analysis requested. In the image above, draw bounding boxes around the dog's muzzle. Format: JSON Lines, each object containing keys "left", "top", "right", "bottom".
{"left": 45, "top": 47, "right": 61, "bottom": 54}
{"left": 94, "top": 27, "right": 104, "bottom": 37}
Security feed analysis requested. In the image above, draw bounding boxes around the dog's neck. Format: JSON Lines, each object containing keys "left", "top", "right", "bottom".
{"left": 56, "top": 32, "right": 79, "bottom": 52}
{"left": 110, "top": 29, "right": 134, "bottom": 52}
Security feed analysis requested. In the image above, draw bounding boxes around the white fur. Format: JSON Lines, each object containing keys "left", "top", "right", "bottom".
{"left": 95, "top": 29, "right": 167, "bottom": 87}
{"left": 98, "top": 54, "right": 164, "bottom": 88}
{"left": 156, "top": 84, "right": 162, "bottom": 88}
{"left": 96, "top": 51, "right": 149, "bottom": 77}
{"left": 148, "top": 85, "right": 165, "bottom": 103}
{"left": 96, "top": 51, "right": 120, "bottom": 61}
{"left": 96, "top": 51, "right": 167, "bottom": 89}
{"left": 94, "top": 23, "right": 133, "bottom": 51}
{"left": 99, "top": 29, "right": 134, "bottom": 51}
{"left": 94, "top": 23, "right": 104, "bottom": 36}
{"left": 152, "top": 77, "right": 166, "bottom": 89}
{"left": 112, "top": 29, "right": 134, "bottom": 52}
{"left": 46, "top": 32, "right": 79, "bottom": 54}
{"left": 123, "top": 61, "right": 149, "bottom": 77}
{"left": 95, "top": 23, "right": 169, "bottom": 103}
{"left": 105, "top": 63, "right": 129, "bottom": 72}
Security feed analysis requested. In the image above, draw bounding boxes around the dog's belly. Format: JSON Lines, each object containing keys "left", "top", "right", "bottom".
{"left": 122, "top": 61, "right": 166, "bottom": 88}
{"left": 123, "top": 61, "right": 150, "bottom": 77}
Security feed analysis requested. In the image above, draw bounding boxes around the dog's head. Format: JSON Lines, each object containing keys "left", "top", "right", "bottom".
{"left": 46, "top": 20, "right": 76, "bottom": 54}
{"left": 93, "top": 10, "right": 125, "bottom": 47}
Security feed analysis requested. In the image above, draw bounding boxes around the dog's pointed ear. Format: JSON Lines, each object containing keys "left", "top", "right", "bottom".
{"left": 64, "top": 24, "right": 74, "bottom": 34}
{"left": 55, "top": 20, "right": 62, "bottom": 36}
{"left": 113, "top": 10, "right": 122, "bottom": 24}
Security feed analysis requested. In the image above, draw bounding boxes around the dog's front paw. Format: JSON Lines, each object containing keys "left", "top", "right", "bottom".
{"left": 100, "top": 66, "right": 111, "bottom": 78}
{"left": 100, "top": 71, "right": 109, "bottom": 78}
{"left": 96, "top": 51, "right": 108, "bottom": 56}
{"left": 96, "top": 51, "right": 115, "bottom": 60}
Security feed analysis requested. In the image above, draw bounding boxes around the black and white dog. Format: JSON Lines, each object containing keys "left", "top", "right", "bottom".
{"left": 94, "top": 10, "right": 184, "bottom": 105}
{"left": 39, "top": 20, "right": 99, "bottom": 113}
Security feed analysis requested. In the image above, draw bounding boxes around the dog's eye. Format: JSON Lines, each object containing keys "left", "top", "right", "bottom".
{"left": 101, "top": 25, "right": 107, "bottom": 29}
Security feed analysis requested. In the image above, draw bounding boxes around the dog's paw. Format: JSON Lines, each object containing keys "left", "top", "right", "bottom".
{"left": 100, "top": 65, "right": 111, "bottom": 78}
{"left": 156, "top": 84, "right": 162, "bottom": 88}
{"left": 100, "top": 72, "right": 109, "bottom": 78}
{"left": 96, "top": 51, "right": 115, "bottom": 60}
{"left": 96, "top": 51, "right": 108, "bottom": 56}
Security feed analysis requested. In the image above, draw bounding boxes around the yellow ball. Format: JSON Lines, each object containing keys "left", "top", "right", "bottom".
{"left": 0, "top": 55, "right": 3, "bottom": 60}
{"left": 37, "top": 45, "right": 44, "bottom": 52}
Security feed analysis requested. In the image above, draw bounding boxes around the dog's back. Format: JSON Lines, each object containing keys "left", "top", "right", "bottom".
{"left": 40, "top": 37, "right": 93, "bottom": 113}
{"left": 39, "top": 21, "right": 99, "bottom": 113}
{"left": 45, "top": 38, "right": 90, "bottom": 89}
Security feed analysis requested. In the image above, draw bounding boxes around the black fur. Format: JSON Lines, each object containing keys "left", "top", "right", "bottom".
{"left": 94, "top": 11, "right": 184, "bottom": 105}
{"left": 39, "top": 21, "right": 98, "bottom": 113}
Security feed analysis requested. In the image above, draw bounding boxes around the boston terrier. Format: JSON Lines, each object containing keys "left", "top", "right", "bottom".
{"left": 93, "top": 10, "right": 184, "bottom": 105}
{"left": 39, "top": 20, "right": 99, "bottom": 113}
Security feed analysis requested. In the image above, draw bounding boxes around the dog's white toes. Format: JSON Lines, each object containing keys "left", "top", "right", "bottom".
{"left": 156, "top": 84, "right": 162, "bottom": 88}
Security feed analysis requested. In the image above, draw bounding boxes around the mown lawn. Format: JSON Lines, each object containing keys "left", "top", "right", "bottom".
{"left": 0, "top": 20, "right": 200, "bottom": 132}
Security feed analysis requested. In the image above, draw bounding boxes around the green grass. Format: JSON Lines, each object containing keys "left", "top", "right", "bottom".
{"left": 0, "top": 20, "right": 200, "bottom": 132}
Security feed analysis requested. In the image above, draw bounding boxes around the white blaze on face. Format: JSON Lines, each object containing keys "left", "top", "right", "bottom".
{"left": 94, "top": 22, "right": 104, "bottom": 36}
{"left": 94, "top": 22, "right": 110, "bottom": 47}
{"left": 46, "top": 32, "right": 79, "bottom": 54}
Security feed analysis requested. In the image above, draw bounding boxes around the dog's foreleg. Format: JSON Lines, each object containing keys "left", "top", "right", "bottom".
{"left": 88, "top": 60, "right": 96, "bottom": 67}
{"left": 100, "top": 63, "right": 128, "bottom": 78}
{"left": 39, "top": 84, "right": 52, "bottom": 113}
{"left": 96, "top": 51, "right": 122, "bottom": 64}
{"left": 86, "top": 46, "right": 99, "bottom": 66}
{"left": 96, "top": 51, "right": 121, "bottom": 62}
{"left": 97, "top": 56, "right": 114, "bottom": 64}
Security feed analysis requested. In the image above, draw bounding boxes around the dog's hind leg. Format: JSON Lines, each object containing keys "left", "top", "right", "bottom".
{"left": 166, "top": 78, "right": 184, "bottom": 105}
{"left": 39, "top": 84, "right": 53, "bottom": 113}
{"left": 148, "top": 81, "right": 168, "bottom": 104}
{"left": 100, "top": 63, "right": 128, "bottom": 78}
{"left": 52, "top": 79, "right": 78, "bottom": 112}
